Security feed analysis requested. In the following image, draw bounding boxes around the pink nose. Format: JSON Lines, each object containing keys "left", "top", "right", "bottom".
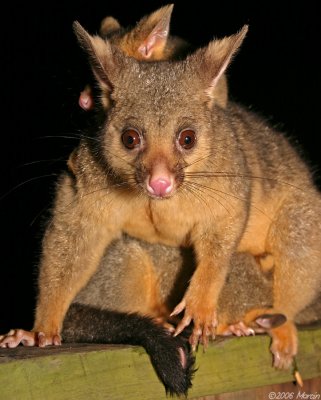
{"left": 148, "top": 178, "right": 172, "bottom": 197}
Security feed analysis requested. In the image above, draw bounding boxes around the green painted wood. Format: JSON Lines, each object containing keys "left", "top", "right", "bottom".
{"left": 0, "top": 328, "right": 320, "bottom": 400}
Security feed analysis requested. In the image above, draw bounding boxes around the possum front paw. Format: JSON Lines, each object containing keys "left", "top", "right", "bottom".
{"left": 0, "top": 329, "right": 61, "bottom": 348}
{"left": 171, "top": 297, "right": 217, "bottom": 350}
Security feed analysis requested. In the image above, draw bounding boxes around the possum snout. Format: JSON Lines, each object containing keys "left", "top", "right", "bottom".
{"left": 148, "top": 177, "right": 173, "bottom": 197}
{"left": 145, "top": 160, "right": 177, "bottom": 198}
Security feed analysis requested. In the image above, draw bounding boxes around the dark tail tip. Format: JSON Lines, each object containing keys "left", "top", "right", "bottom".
{"left": 145, "top": 328, "right": 196, "bottom": 396}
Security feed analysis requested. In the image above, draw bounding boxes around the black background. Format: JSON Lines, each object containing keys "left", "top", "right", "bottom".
{"left": 1, "top": 1, "right": 320, "bottom": 332}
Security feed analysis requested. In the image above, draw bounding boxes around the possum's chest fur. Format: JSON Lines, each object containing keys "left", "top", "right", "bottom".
{"left": 122, "top": 198, "right": 195, "bottom": 247}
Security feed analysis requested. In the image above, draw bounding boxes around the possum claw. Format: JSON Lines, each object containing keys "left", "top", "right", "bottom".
{"left": 170, "top": 300, "right": 186, "bottom": 317}
{"left": 173, "top": 315, "right": 192, "bottom": 337}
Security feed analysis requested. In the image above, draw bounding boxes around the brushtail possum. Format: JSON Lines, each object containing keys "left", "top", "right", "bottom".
{"left": 2, "top": 19, "right": 321, "bottom": 382}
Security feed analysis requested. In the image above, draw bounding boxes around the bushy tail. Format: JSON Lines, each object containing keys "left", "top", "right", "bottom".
{"left": 62, "top": 303, "right": 195, "bottom": 396}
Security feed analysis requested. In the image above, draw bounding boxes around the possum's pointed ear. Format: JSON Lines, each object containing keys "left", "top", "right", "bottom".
{"left": 73, "top": 21, "right": 117, "bottom": 94}
{"left": 196, "top": 25, "right": 248, "bottom": 106}
{"left": 133, "top": 4, "right": 174, "bottom": 59}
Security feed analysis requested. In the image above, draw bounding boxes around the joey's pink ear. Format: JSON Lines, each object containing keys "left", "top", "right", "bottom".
{"left": 136, "top": 4, "right": 174, "bottom": 59}
{"left": 255, "top": 313, "right": 287, "bottom": 330}
{"left": 73, "top": 21, "right": 117, "bottom": 93}
{"left": 197, "top": 25, "right": 248, "bottom": 106}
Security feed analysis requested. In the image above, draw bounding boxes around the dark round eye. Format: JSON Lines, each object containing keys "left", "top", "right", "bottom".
{"left": 121, "top": 129, "right": 141, "bottom": 149}
{"left": 178, "top": 129, "right": 196, "bottom": 150}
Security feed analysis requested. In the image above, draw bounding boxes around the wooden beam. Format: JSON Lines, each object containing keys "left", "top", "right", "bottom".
{"left": 0, "top": 326, "right": 320, "bottom": 399}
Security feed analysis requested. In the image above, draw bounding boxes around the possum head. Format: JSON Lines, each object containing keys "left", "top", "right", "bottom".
{"left": 74, "top": 22, "right": 248, "bottom": 199}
